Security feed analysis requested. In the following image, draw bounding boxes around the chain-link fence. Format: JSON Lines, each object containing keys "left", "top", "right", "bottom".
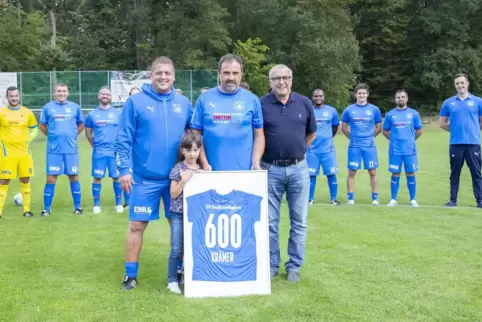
{"left": 15, "top": 70, "right": 218, "bottom": 110}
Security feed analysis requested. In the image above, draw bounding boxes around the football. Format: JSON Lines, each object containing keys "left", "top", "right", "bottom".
{"left": 13, "top": 193, "right": 23, "bottom": 206}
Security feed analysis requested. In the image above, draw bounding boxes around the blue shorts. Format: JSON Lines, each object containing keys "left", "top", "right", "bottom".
{"left": 129, "top": 178, "right": 171, "bottom": 221}
{"left": 388, "top": 154, "right": 418, "bottom": 173}
{"left": 307, "top": 151, "right": 338, "bottom": 176}
{"left": 347, "top": 147, "right": 378, "bottom": 170}
{"left": 92, "top": 154, "right": 118, "bottom": 178}
{"left": 46, "top": 153, "right": 80, "bottom": 176}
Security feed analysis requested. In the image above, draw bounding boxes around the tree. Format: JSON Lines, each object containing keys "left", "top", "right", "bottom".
{"left": 234, "top": 37, "right": 274, "bottom": 96}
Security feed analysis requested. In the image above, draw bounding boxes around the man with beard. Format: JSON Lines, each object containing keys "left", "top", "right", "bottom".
{"left": 39, "top": 83, "right": 85, "bottom": 216}
{"left": 116, "top": 56, "right": 192, "bottom": 291}
{"left": 191, "top": 54, "right": 265, "bottom": 171}
{"left": 85, "top": 87, "right": 124, "bottom": 214}
{"left": 0, "top": 87, "right": 38, "bottom": 218}
{"left": 383, "top": 89, "right": 423, "bottom": 207}
{"left": 307, "top": 88, "right": 340, "bottom": 206}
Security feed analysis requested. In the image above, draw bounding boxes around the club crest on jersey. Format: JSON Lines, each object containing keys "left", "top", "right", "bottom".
{"left": 65, "top": 107, "right": 71, "bottom": 113}
{"left": 365, "top": 110, "right": 372, "bottom": 116}
{"left": 234, "top": 100, "right": 245, "bottom": 111}
{"left": 406, "top": 113, "right": 413, "bottom": 119}
{"left": 323, "top": 111, "right": 329, "bottom": 117}
{"left": 108, "top": 113, "right": 115, "bottom": 118}
{"left": 172, "top": 104, "right": 182, "bottom": 113}
{"left": 468, "top": 101, "right": 475, "bottom": 106}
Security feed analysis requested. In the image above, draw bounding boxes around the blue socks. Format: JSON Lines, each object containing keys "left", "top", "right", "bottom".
{"left": 92, "top": 183, "right": 101, "bottom": 207}
{"left": 70, "top": 181, "right": 81, "bottom": 209}
{"left": 407, "top": 175, "right": 416, "bottom": 200}
{"left": 124, "top": 191, "right": 131, "bottom": 205}
{"left": 309, "top": 176, "right": 316, "bottom": 201}
{"left": 372, "top": 192, "right": 378, "bottom": 201}
{"left": 327, "top": 175, "right": 338, "bottom": 201}
{"left": 113, "top": 182, "right": 122, "bottom": 206}
{"left": 391, "top": 176, "right": 400, "bottom": 200}
{"left": 125, "top": 262, "right": 139, "bottom": 278}
{"left": 43, "top": 183, "right": 55, "bottom": 211}
{"left": 347, "top": 192, "right": 354, "bottom": 201}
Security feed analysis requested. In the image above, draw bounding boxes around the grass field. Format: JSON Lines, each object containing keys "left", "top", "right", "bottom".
{"left": 1, "top": 124, "right": 481, "bottom": 321}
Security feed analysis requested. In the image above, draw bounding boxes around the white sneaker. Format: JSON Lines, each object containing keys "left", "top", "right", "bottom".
{"left": 346, "top": 200, "right": 355, "bottom": 205}
{"left": 115, "top": 205, "right": 124, "bottom": 213}
{"left": 93, "top": 206, "right": 101, "bottom": 214}
{"left": 167, "top": 282, "right": 182, "bottom": 294}
{"left": 308, "top": 200, "right": 314, "bottom": 206}
{"left": 372, "top": 200, "right": 380, "bottom": 206}
{"left": 387, "top": 199, "right": 398, "bottom": 207}
{"left": 410, "top": 200, "right": 419, "bottom": 207}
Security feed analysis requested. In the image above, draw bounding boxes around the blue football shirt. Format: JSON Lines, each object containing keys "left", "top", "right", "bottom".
{"left": 40, "top": 100, "right": 84, "bottom": 154}
{"left": 383, "top": 107, "right": 422, "bottom": 156}
{"left": 190, "top": 87, "right": 263, "bottom": 170}
{"left": 186, "top": 189, "right": 262, "bottom": 282}
{"left": 85, "top": 107, "right": 120, "bottom": 157}
{"left": 309, "top": 105, "right": 339, "bottom": 154}
{"left": 439, "top": 94, "right": 482, "bottom": 145}
{"left": 341, "top": 103, "right": 382, "bottom": 148}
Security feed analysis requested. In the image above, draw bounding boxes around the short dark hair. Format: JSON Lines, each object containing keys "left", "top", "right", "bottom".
{"left": 218, "top": 54, "right": 243, "bottom": 73}
{"left": 454, "top": 73, "right": 469, "bottom": 81}
{"left": 354, "top": 83, "right": 369, "bottom": 94}
{"left": 240, "top": 81, "right": 249, "bottom": 90}
{"left": 150, "top": 56, "right": 175, "bottom": 71}
{"left": 395, "top": 89, "right": 408, "bottom": 96}
{"left": 6, "top": 86, "right": 18, "bottom": 96}
{"left": 312, "top": 88, "right": 324, "bottom": 95}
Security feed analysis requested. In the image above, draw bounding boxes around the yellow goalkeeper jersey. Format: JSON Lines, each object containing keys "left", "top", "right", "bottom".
{"left": 0, "top": 106, "right": 38, "bottom": 156}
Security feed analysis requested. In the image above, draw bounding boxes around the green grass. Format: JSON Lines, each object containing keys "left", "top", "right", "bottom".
{"left": 1, "top": 124, "right": 482, "bottom": 321}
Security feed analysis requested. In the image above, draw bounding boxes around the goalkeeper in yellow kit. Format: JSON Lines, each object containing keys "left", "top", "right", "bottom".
{"left": 0, "top": 87, "right": 38, "bottom": 218}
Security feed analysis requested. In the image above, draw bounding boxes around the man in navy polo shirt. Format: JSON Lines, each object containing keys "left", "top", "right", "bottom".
{"left": 260, "top": 64, "right": 316, "bottom": 283}
{"left": 439, "top": 73, "right": 482, "bottom": 207}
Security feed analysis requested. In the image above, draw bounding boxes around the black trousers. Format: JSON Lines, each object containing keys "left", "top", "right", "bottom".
{"left": 449, "top": 144, "right": 482, "bottom": 203}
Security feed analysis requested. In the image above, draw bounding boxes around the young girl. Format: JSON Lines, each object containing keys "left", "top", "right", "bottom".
{"left": 167, "top": 132, "right": 202, "bottom": 294}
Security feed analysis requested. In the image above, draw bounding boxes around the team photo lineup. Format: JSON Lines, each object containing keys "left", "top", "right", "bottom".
{"left": 1, "top": 53, "right": 482, "bottom": 297}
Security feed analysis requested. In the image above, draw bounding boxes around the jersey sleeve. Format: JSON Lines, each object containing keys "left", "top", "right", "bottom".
{"left": 85, "top": 113, "right": 93, "bottom": 128}
{"left": 186, "top": 101, "right": 194, "bottom": 130}
{"left": 252, "top": 96, "right": 263, "bottom": 129}
{"left": 76, "top": 105, "right": 84, "bottom": 124}
{"left": 115, "top": 98, "right": 137, "bottom": 176}
{"left": 27, "top": 110, "right": 38, "bottom": 128}
{"left": 40, "top": 106, "right": 49, "bottom": 124}
{"left": 190, "top": 96, "right": 204, "bottom": 130}
{"left": 440, "top": 100, "right": 449, "bottom": 117}
{"left": 478, "top": 98, "right": 482, "bottom": 116}
{"left": 413, "top": 111, "right": 423, "bottom": 130}
{"left": 382, "top": 112, "right": 391, "bottom": 131}
{"left": 332, "top": 109, "right": 340, "bottom": 126}
{"left": 341, "top": 108, "right": 350, "bottom": 123}
{"left": 186, "top": 194, "right": 198, "bottom": 223}
{"left": 374, "top": 106, "right": 382, "bottom": 124}
{"left": 250, "top": 194, "right": 263, "bottom": 223}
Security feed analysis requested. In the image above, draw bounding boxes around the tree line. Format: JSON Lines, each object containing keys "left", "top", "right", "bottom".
{"left": 2, "top": 0, "right": 481, "bottom": 114}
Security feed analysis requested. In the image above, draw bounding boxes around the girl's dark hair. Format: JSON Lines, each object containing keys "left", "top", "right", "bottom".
{"left": 177, "top": 131, "right": 203, "bottom": 163}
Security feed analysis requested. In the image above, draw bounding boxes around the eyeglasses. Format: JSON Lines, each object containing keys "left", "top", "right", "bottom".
{"left": 270, "top": 76, "right": 292, "bottom": 83}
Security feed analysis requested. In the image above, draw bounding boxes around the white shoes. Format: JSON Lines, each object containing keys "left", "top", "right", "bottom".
{"left": 93, "top": 206, "right": 101, "bottom": 214}
{"left": 372, "top": 200, "right": 380, "bottom": 206}
{"left": 346, "top": 200, "right": 355, "bottom": 205}
{"left": 387, "top": 199, "right": 398, "bottom": 207}
{"left": 167, "top": 282, "right": 182, "bottom": 294}
{"left": 410, "top": 200, "right": 419, "bottom": 207}
{"left": 115, "top": 205, "right": 124, "bottom": 213}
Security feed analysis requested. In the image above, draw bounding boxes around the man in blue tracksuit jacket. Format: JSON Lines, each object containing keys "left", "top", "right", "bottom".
{"left": 115, "top": 57, "right": 192, "bottom": 291}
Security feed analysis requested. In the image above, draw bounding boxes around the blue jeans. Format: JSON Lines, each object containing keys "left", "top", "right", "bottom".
{"left": 168, "top": 212, "right": 183, "bottom": 283}
{"left": 261, "top": 159, "right": 310, "bottom": 273}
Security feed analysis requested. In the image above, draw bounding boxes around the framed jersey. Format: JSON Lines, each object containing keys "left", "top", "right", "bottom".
{"left": 183, "top": 170, "right": 270, "bottom": 298}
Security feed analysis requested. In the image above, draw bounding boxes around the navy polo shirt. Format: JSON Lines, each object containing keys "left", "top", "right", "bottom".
{"left": 261, "top": 92, "right": 317, "bottom": 160}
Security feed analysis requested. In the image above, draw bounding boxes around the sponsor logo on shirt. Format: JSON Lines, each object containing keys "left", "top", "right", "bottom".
{"left": 212, "top": 113, "right": 244, "bottom": 124}
{"left": 146, "top": 106, "right": 154, "bottom": 112}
